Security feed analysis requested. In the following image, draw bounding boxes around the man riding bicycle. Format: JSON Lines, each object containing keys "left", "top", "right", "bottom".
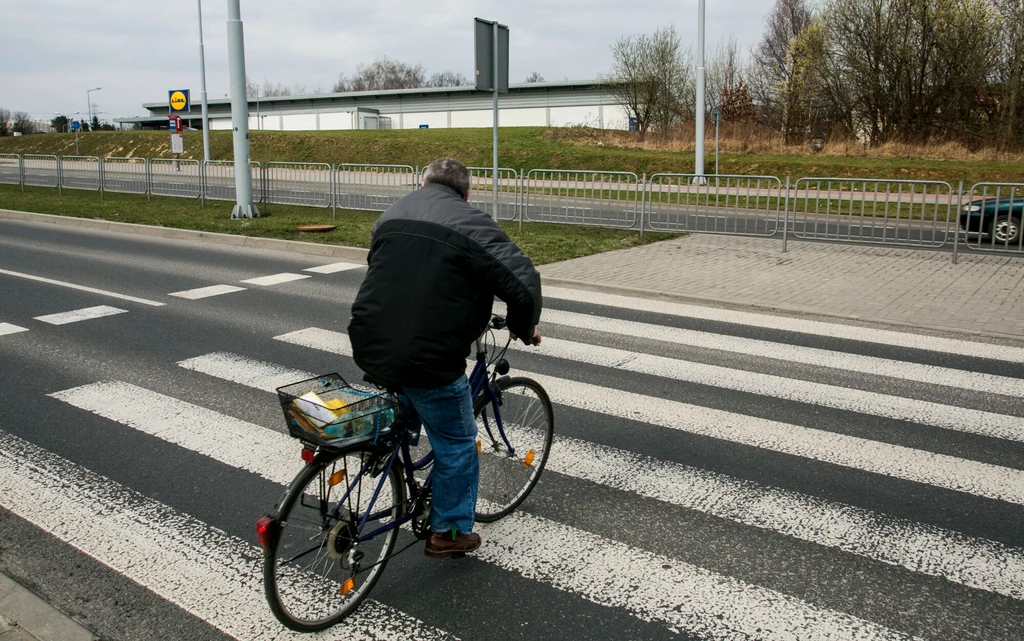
{"left": 348, "top": 157, "right": 542, "bottom": 558}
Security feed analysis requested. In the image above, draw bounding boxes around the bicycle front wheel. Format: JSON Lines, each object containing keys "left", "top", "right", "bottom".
{"left": 264, "top": 445, "right": 404, "bottom": 632}
{"left": 474, "top": 376, "right": 554, "bottom": 522}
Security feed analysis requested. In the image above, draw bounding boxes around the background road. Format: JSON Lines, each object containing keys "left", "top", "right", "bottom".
{"left": 0, "top": 219, "right": 1022, "bottom": 640}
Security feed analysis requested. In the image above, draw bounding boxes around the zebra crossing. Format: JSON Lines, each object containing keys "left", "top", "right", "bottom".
{"left": 1, "top": 277, "right": 1023, "bottom": 640}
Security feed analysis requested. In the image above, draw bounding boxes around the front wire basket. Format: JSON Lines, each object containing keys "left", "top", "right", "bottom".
{"left": 276, "top": 373, "right": 399, "bottom": 448}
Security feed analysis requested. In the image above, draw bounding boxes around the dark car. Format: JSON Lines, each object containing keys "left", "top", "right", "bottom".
{"left": 959, "top": 196, "right": 1024, "bottom": 246}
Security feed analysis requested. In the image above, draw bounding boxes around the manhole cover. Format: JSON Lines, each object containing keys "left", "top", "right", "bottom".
{"left": 297, "top": 224, "right": 337, "bottom": 234}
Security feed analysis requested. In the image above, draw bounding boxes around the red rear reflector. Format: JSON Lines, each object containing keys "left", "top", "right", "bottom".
{"left": 256, "top": 516, "right": 276, "bottom": 548}
{"left": 301, "top": 448, "right": 315, "bottom": 463}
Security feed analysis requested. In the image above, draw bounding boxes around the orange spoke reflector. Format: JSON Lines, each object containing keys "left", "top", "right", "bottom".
{"left": 523, "top": 449, "right": 536, "bottom": 468}
{"left": 476, "top": 440, "right": 482, "bottom": 453}
{"left": 329, "top": 470, "right": 346, "bottom": 487}
{"left": 340, "top": 578, "right": 355, "bottom": 595}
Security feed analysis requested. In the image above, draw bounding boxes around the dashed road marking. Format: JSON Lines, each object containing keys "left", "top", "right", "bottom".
{"left": 0, "top": 323, "right": 29, "bottom": 336}
{"left": 33, "top": 305, "right": 128, "bottom": 325}
{"left": 169, "top": 284, "right": 247, "bottom": 300}
{"left": 240, "top": 273, "right": 311, "bottom": 286}
{"left": 302, "top": 262, "right": 363, "bottom": 274}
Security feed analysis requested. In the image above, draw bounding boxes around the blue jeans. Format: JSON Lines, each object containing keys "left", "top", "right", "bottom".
{"left": 399, "top": 375, "right": 478, "bottom": 534}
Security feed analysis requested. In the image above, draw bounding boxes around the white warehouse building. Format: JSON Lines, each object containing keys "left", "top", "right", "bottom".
{"left": 116, "top": 80, "right": 629, "bottom": 132}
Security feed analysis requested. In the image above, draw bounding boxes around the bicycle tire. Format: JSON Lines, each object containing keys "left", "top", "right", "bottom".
{"left": 474, "top": 376, "right": 554, "bottom": 522}
{"left": 264, "top": 444, "right": 404, "bottom": 632}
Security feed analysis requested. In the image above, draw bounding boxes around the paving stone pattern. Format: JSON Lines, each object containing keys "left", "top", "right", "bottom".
{"left": 539, "top": 235, "right": 1024, "bottom": 339}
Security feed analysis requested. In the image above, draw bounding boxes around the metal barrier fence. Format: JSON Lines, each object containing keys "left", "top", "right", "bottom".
{"left": 790, "top": 178, "right": 953, "bottom": 248}
{"left": 960, "top": 182, "right": 1024, "bottom": 254}
{"left": 265, "top": 162, "right": 333, "bottom": 212}
{"left": 149, "top": 158, "right": 201, "bottom": 199}
{"left": 524, "top": 170, "right": 640, "bottom": 228}
{"left": 22, "top": 154, "right": 60, "bottom": 192}
{"left": 645, "top": 174, "right": 783, "bottom": 236}
{"left": 0, "top": 154, "right": 21, "bottom": 186}
{"left": 60, "top": 156, "right": 102, "bottom": 192}
{"left": 102, "top": 158, "right": 149, "bottom": 196}
{"left": 334, "top": 164, "right": 417, "bottom": 212}
{"left": 467, "top": 167, "right": 520, "bottom": 221}
{"left": 203, "top": 160, "right": 263, "bottom": 203}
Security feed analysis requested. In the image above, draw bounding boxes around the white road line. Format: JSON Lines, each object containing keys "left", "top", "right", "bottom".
{"left": 535, "top": 306, "right": 1024, "bottom": 397}
{"left": 0, "top": 323, "right": 28, "bottom": 336}
{"left": 273, "top": 329, "right": 1024, "bottom": 505}
{"left": 511, "top": 336, "right": 1024, "bottom": 443}
{"left": 240, "top": 273, "right": 311, "bottom": 286}
{"left": 44, "top": 390, "right": 918, "bottom": 641}
{"left": 173, "top": 350, "right": 1024, "bottom": 601}
{"left": 169, "top": 284, "right": 247, "bottom": 299}
{"left": 0, "top": 268, "right": 165, "bottom": 306}
{"left": 33, "top": 305, "right": 127, "bottom": 325}
{"left": 0, "top": 431, "right": 457, "bottom": 641}
{"left": 543, "top": 285, "right": 1024, "bottom": 363}
{"left": 303, "top": 262, "right": 363, "bottom": 274}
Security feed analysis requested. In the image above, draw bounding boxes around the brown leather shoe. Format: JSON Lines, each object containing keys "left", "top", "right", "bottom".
{"left": 424, "top": 530, "right": 481, "bottom": 558}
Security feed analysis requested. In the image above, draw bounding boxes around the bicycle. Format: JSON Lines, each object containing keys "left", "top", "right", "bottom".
{"left": 256, "top": 315, "right": 554, "bottom": 632}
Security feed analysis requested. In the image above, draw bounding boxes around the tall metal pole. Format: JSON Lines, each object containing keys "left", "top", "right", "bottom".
{"left": 492, "top": 22, "right": 499, "bottom": 221}
{"left": 694, "top": 0, "right": 706, "bottom": 181}
{"left": 226, "top": 0, "right": 258, "bottom": 218}
{"left": 198, "top": 0, "right": 211, "bottom": 162}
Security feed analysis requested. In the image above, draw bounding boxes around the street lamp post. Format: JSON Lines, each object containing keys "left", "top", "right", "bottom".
{"left": 197, "top": 0, "right": 211, "bottom": 161}
{"left": 694, "top": 0, "right": 705, "bottom": 183}
{"left": 86, "top": 87, "right": 102, "bottom": 128}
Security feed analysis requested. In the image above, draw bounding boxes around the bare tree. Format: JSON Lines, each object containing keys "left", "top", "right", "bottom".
{"left": 524, "top": 71, "right": 545, "bottom": 83}
{"left": 345, "top": 56, "right": 426, "bottom": 91}
{"left": 426, "top": 71, "right": 470, "bottom": 87}
{"left": 332, "top": 73, "right": 349, "bottom": 93}
{"left": 0, "top": 108, "right": 10, "bottom": 136}
{"left": 605, "top": 24, "right": 693, "bottom": 140}
{"left": 749, "top": 0, "right": 813, "bottom": 132}
{"left": 12, "top": 112, "right": 37, "bottom": 135}
{"left": 705, "top": 35, "right": 743, "bottom": 111}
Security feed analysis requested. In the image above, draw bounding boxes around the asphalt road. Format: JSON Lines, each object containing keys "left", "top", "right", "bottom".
{"left": 1, "top": 219, "right": 1023, "bottom": 641}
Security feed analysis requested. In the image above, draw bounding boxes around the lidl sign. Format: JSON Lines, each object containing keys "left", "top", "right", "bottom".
{"left": 169, "top": 89, "right": 190, "bottom": 114}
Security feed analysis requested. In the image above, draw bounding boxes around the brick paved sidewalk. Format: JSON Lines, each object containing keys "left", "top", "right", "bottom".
{"left": 539, "top": 235, "right": 1024, "bottom": 340}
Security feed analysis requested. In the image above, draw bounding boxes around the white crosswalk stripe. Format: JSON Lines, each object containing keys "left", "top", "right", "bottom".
{"left": 241, "top": 273, "right": 311, "bottom": 286}
{"left": 43, "top": 381, "right": 923, "bottom": 640}
{"left": 0, "top": 322, "right": 28, "bottom": 336}
{"left": 7, "top": 289, "right": 1024, "bottom": 640}
{"left": 168, "top": 350, "right": 1024, "bottom": 601}
{"left": 303, "top": 262, "right": 364, "bottom": 274}
{"left": 272, "top": 327, "right": 1024, "bottom": 505}
{"left": 0, "top": 431, "right": 457, "bottom": 641}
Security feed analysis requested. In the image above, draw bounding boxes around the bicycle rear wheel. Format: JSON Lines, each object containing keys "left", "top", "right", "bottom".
{"left": 264, "top": 445, "right": 404, "bottom": 632}
{"left": 474, "top": 376, "right": 554, "bottom": 522}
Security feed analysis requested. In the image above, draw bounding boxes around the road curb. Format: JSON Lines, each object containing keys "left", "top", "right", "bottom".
{"left": 0, "top": 209, "right": 370, "bottom": 262}
{"left": 4, "top": 208, "right": 1019, "bottom": 341}
{"left": 0, "top": 572, "right": 97, "bottom": 641}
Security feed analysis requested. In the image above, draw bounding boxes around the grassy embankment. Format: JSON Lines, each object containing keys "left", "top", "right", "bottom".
{"left": 1, "top": 127, "right": 1021, "bottom": 184}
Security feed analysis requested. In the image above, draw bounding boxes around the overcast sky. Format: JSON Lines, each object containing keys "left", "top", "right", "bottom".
{"left": 2, "top": 0, "right": 773, "bottom": 123}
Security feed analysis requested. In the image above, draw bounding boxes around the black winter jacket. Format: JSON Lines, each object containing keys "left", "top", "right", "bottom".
{"left": 348, "top": 182, "right": 542, "bottom": 389}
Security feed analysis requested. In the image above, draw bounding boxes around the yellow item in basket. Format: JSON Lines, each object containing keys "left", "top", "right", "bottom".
{"left": 291, "top": 392, "right": 351, "bottom": 438}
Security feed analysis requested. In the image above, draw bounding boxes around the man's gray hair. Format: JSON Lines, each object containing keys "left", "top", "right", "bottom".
{"left": 422, "top": 158, "right": 470, "bottom": 197}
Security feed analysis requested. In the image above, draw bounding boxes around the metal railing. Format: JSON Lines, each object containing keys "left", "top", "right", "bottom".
{"left": 645, "top": 174, "right": 783, "bottom": 236}
{"left": 524, "top": 170, "right": 639, "bottom": 228}
{"left": 265, "top": 162, "right": 333, "bottom": 213}
{"left": 467, "top": 167, "right": 520, "bottom": 221}
{"left": 60, "top": 156, "right": 102, "bottom": 192}
{"left": 203, "top": 160, "right": 263, "bottom": 203}
{"left": 334, "top": 164, "right": 417, "bottom": 212}
{"left": 22, "top": 154, "right": 60, "bottom": 193}
{"left": 790, "top": 178, "right": 954, "bottom": 248}
{"left": 960, "top": 182, "right": 1024, "bottom": 254}
{"left": 102, "top": 158, "right": 149, "bottom": 196}
{"left": 6, "top": 152, "right": 1024, "bottom": 263}
{"left": 150, "top": 158, "right": 202, "bottom": 199}
{"left": 0, "top": 154, "right": 21, "bottom": 187}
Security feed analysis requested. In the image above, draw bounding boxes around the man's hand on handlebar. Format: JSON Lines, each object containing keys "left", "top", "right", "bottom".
{"left": 510, "top": 328, "right": 542, "bottom": 346}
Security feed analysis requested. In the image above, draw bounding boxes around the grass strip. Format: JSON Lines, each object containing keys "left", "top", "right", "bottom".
{"left": 0, "top": 184, "right": 678, "bottom": 265}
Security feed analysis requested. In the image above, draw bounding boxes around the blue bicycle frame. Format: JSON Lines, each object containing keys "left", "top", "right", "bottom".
{"left": 340, "top": 329, "right": 515, "bottom": 543}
